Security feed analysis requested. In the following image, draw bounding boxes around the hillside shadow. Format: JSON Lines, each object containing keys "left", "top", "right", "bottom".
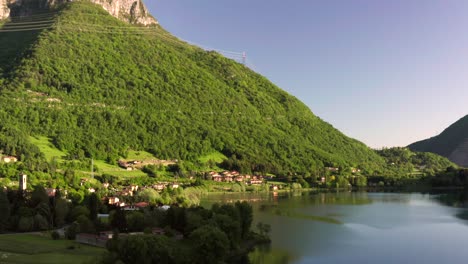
{"left": 0, "top": 10, "right": 57, "bottom": 80}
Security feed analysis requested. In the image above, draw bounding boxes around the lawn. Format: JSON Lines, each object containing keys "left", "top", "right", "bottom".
{"left": 198, "top": 151, "right": 227, "bottom": 164}
{"left": 29, "top": 136, "right": 67, "bottom": 161}
{"left": 93, "top": 160, "right": 147, "bottom": 178}
{"left": 125, "top": 150, "right": 157, "bottom": 160}
{"left": 28, "top": 137, "right": 155, "bottom": 179}
{"left": 0, "top": 234, "right": 105, "bottom": 264}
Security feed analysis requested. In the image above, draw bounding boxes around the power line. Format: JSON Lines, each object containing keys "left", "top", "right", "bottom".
{"left": 0, "top": 13, "right": 251, "bottom": 67}
{"left": 1, "top": 19, "right": 56, "bottom": 25}
{"left": 0, "top": 26, "right": 55, "bottom": 32}
{"left": 1, "top": 23, "right": 55, "bottom": 29}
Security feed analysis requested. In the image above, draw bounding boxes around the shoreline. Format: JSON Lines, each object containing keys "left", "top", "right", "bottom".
{"left": 200, "top": 186, "right": 467, "bottom": 197}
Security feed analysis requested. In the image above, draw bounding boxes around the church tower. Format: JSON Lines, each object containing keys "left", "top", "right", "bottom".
{"left": 19, "top": 173, "right": 27, "bottom": 191}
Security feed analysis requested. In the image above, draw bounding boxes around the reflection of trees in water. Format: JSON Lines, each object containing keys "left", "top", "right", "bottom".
{"left": 434, "top": 191, "right": 468, "bottom": 208}
{"left": 457, "top": 211, "right": 468, "bottom": 221}
{"left": 248, "top": 245, "right": 295, "bottom": 264}
{"left": 433, "top": 191, "right": 468, "bottom": 223}
{"left": 275, "top": 191, "right": 373, "bottom": 207}
{"left": 368, "top": 193, "right": 412, "bottom": 204}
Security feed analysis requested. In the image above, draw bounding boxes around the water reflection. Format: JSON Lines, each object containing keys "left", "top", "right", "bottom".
{"left": 248, "top": 245, "right": 296, "bottom": 264}
{"left": 434, "top": 190, "right": 468, "bottom": 208}
{"left": 202, "top": 191, "right": 468, "bottom": 264}
{"left": 433, "top": 190, "right": 468, "bottom": 223}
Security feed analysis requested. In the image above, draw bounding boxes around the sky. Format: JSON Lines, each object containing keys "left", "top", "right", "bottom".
{"left": 148, "top": 0, "right": 468, "bottom": 148}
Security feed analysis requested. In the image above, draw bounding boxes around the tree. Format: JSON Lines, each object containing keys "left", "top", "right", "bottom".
{"left": 35, "top": 202, "right": 52, "bottom": 228}
{"left": 18, "top": 216, "right": 34, "bottom": 232}
{"left": 0, "top": 190, "right": 10, "bottom": 232}
{"left": 31, "top": 186, "right": 49, "bottom": 207}
{"left": 166, "top": 207, "right": 186, "bottom": 233}
{"left": 235, "top": 201, "right": 253, "bottom": 239}
{"left": 51, "top": 230, "right": 60, "bottom": 240}
{"left": 77, "top": 215, "right": 95, "bottom": 233}
{"left": 189, "top": 225, "right": 229, "bottom": 264}
{"left": 34, "top": 214, "right": 49, "bottom": 230}
{"left": 109, "top": 235, "right": 177, "bottom": 264}
{"left": 126, "top": 211, "right": 145, "bottom": 232}
{"left": 355, "top": 176, "right": 367, "bottom": 187}
{"left": 88, "top": 193, "right": 100, "bottom": 222}
{"left": 54, "top": 198, "right": 69, "bottom": 227}
{"left": 213, "top": 214, "right": 241, "bottom": 249}
{"left": 69, "top": 205, "right": 90, "bottom": 222}
{"left": 256, "top": 222, "right": 271, "bottom": 237}
{"left": 110, "top": 208, "right": 127, "bottom": 232}
{"left": 137, "top": 188, "right": 161, "bottom": 205}
{"left": 65, "top": 222, "right": 80, "bottom": 240}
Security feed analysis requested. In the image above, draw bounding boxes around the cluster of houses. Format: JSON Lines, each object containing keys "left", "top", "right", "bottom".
{"left": 326, "top": 167, "right": 340, "bottom": 173}
{"left": 118, "top": 160, "right": 142, "bottom": 171}
{"left": 118, "top": 159, "right": 177, "bottom": 171}
{"left": 1, "top": 155, "right": 18, "bottom": 163}
{"left": 326, "top": 167, "right": 362, "bottom": 174}
{"left": 105, "top": 182, "right": 180, "bottom": 208}
{"left": 209, "top": 171, "right": 264, "bottom": 185}
{"left": 106, "top": 195, "right": 152, "bottom": 209}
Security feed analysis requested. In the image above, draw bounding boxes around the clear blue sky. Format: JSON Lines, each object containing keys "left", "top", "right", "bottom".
{"left": 148, "top": 0, "right": 468, "bottom": 148}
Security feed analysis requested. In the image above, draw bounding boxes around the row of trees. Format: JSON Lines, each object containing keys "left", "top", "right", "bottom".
{"left": 102, "top": 201, "right": 269, "bottom": 264}
{"left": 0, "top": 185, "right": 103, "bottom": 233}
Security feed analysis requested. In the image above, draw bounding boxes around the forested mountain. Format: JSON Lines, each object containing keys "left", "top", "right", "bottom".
{"left": 409, "top": 115, "right": 468, "bottom": 167}
{"left": 0, "top": 1, "right": 387, "bottom": 176}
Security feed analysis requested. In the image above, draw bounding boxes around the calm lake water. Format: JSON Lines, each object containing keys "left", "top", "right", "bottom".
{"left": 201, "top": 191, "right": 468, "bottom": 264}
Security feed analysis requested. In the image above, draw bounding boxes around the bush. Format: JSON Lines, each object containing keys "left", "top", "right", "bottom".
{"left": 143, "top": 227, "right": 152, "bottom": 234}
{"left": 291, "top": 183, "right": 302, "bottom": 190}
{"left": 65, "top": 222, "right": 80, "bottom": 240}
{"left": 231, "top": 183, "right": 242, "bottom": 192}
{"left": 51, "top": 231, "right": 60, "bottom": 240}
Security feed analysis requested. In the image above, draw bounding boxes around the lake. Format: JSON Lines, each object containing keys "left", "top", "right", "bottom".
{"left": 201, "top": 191, "right": 468, "bottom": 264}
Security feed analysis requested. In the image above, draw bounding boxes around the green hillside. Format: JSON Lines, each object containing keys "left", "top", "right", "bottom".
{"left": 408, "top": 115, "right": 468, "bottom": 166}
{"left": 0, "top": 1, "right": 385, "bottom": 176}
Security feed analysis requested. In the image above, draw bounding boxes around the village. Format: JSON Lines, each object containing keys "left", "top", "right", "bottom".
{"left": 2, "top": 153, "right": 367, "bottom": 212}
{"left": 102, "top": 169, "right": 269, "bottom": 209}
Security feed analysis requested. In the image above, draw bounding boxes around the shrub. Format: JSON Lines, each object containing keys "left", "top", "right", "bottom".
{"left": 51, "top": 230, "right": 60, "bottom": 240}
{"left": 65, "top": 222, "right": 80, "bottom": 240}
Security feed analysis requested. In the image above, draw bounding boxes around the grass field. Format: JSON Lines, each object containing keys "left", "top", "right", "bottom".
{"left": 198, "top": 151, "right": 227, "bottom": 164}
{"left": 29, "top": 136, "right": 148, "bottom": 178}
{"left": 125, "top": 150, "right": 156, "bottom": 160}
{"left": 93, "top": 160, "right": 147, "bottom": 177}
{"left": 29, "top": 136, "right": 67, "bottom": 161}
{"left": 0, "top": 234, "right": 105, "bottom": 264}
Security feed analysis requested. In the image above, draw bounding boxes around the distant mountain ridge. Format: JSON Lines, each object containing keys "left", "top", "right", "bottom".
{"left": 408, "top": 115, "right": 468, "bottom": 167}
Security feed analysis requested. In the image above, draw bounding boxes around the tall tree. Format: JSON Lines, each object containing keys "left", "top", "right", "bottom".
{"left": 88, "top": 193, "right": 100, "bottom": 222}
{"left": 0, "top": 190, "right": 10, "bottom": 232}
{"left": 54, "top": 198, "right": 69, "bottom": 227}
{"left": 31, "top": 186, "right": 49, "bottom": 208}
{"left": 189, "top": 225, "right": 229, "bottom": 264}
{"left": 235, "top": 201, "right": 253, "bottom": 239}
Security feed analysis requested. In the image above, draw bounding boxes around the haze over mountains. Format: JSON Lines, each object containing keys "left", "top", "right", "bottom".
{"left": 409, "top": 115, "right": 468, "bottom": 167}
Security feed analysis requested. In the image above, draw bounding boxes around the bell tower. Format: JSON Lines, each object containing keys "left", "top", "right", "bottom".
{"left": 19, "top": 173, "right": 27, "bottom": 191}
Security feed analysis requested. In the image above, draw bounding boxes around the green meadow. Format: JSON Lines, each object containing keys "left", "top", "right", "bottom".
{"left": 0, "top": 234, "right": 105, "bottom": 264}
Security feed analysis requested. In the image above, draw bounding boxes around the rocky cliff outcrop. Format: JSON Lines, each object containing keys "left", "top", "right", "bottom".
{"left": 0, "top": 0, "right": 10, "bottom": 20}
{"left": 0, "top": 0, "right": 157, "bottom": 25}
